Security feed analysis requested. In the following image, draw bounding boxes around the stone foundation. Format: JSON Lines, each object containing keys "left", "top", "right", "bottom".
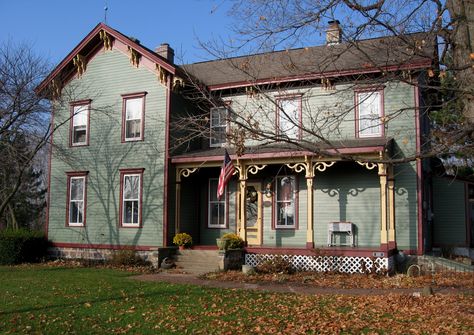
{"left": 48, "top": 246, "right": 175, "bottom": 268}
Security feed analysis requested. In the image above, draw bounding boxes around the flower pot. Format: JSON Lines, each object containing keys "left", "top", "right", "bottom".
{"left": 179, "top": 245, "right": 185, "bottom": 250}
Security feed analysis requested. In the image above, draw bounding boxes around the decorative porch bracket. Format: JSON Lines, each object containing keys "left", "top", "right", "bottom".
{"left": 235, "top": 162, "right": 267, "bottom": 241}
{"left": 175, "top": 167, "right": 199, "bottom": 234}
{"left": 286, "top": 157, "right": 336, "bottom": 248}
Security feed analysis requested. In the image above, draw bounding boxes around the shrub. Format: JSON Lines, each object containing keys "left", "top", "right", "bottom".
{"left": 255, "top": 255, "right": 293, "bottom": 274}
{"left": 173, "top": 232, "right": 193, "bottom": 247}
{"left": 0, "top": 229, "right": 49, "bottom": 265}
{"left": 222, "top": 233, "right": 244, "bottom": 249}
{"left": 109, "top": 249, "right": 149, "bottom": 267}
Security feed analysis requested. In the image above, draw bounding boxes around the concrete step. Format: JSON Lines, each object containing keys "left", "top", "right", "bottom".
{"left": 171, "top": 249, "right": 221, "bottom": 274}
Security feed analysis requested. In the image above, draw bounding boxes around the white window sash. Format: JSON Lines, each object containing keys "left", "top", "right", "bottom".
{"left": 122, "top": 174, "right": 141, "bottom": 226}
{"left": 208, "top": 178, "right": 226, "bottom": 228}
{"left": 275, "top": 176, "right": 296, "bottom": 228}
{"left": 69, "top": 176, "right": 85, "bottom": 226}
{"left": 210, "top": 107, "right": 227, "bottom": 147}
{"left": 72, "top": 105, "right": 88, "bottom": 145}
{"left": 124, "top": 98, "right": 143, "bottom": 140}
{"left": 358, "top": 91, "right": 382, "bottom": 137}
{"left": 278, "top": 98, "right": 300, "bottom": 139}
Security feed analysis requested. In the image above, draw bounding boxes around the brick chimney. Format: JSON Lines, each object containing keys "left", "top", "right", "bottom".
{"left": 326, "top": 20, "right": 342, "bottom": 45}
{"left": 156, "top": 43, "right": 174, "bottom": 64}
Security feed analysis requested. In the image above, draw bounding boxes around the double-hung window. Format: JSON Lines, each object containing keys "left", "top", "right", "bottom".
{"left": 70, "top": 101, "right": 90, "bottom": 146}
{"left": 277, "top": 96, "right": 301, "bottom": 140}
{"left": 208, "top": 178, "right": 226, "bottom": 228}
{"left": 275, "top": 176, "right": 297, "bottom": 228}
{"left": 210, "top": 107, "right": 227, "bottom": 147}
{"left": 120, "top": 169, "right": 143, "bottom": 227}
{"left": 122, "top": 93, "right": 146, "bottom": 141}
{"left": 67, "top": 172, "right": 87, "bottom": 227}
{"left": 356, "top": 90, "right": 383, "bottom": 137}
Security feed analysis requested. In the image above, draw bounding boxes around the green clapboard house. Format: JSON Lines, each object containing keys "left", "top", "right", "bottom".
{"left": 37, "top": 22, "right": 473, "bottom": 272}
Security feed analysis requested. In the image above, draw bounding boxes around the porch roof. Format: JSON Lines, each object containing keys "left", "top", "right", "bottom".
{"left": 171, "top": 138, "right": 392, "bottom": 165}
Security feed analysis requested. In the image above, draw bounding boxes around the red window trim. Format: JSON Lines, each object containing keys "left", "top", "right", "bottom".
{"left": 69, "top": 100, "right": 91, "bottom": 147}
{"left": 119, "top": 168, "right": 145, "bottom": 228}
{"left": 272, "top": 175, "right": 299, "bottom": 230}
{"left": 65, "top": 171, "right": 89, "bottom": 227}
{"left": 121, "top": 92, "right": 147, "bottom": 143}
{"left": 206, "top": 178, "right": 229, "bottom": 229}
{"left": 275, "top": 94, "right": 303, "bottom": 140}
{"left": 354, "top": 88, "right": 385, "bottom": 139}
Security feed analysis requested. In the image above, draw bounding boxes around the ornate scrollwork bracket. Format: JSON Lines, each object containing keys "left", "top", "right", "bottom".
{"left": 156, "top": 64, "right": 168, "bottom": 85}
{"left": 73, "top": 54, "right": 87, "bottom": 77}
{"left": 313, "top": 161, "right": 335, "bottom": 174}
{"left": 246, "top": 164, "right": 266, "bottom": 176}
{"left": 178, "top": 167, "right": 198, "bottom": 180}
{"left": 128, "top": 46, "right": 140, "bottom": 67}
{"left": 356, "top": 161, "right": 378, "bottom": 170}
{"left": 99, "top": 30, "right": 113, "bottom": 51}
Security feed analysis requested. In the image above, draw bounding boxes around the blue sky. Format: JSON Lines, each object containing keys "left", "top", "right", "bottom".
{"left": 0, "top": 0, "right": 234, "bottom": 66}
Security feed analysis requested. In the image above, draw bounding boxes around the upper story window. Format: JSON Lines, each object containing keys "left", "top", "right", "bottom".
{"left": 210, "top": 107, "right": 227, "bottom": 147}
{"left": 356, "top": 90, "right": 384, "bottom": 138}
{"left": 66, "top": 172, "right": 88, "bottom": 227}
{"left": 70, "top": 101, "right": 90, "bottom": 146}
{"left": 208, "top": 178, "right": 227, "bottom": 228}
{"left": 120, "top": 168, "right": 144, "bottom": 227}
{"left": 122, "top": 93, "right": 146, "bottom": 142}
{"left": 275, "top": 176, "right": 297, "bottom": 229}
{"left": 277, "top": 96, "right": 302, "bottom": 140}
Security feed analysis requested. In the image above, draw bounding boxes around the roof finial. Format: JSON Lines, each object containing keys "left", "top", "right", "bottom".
{"left": 104, "top": 0, "right": 108, "bottom": 24}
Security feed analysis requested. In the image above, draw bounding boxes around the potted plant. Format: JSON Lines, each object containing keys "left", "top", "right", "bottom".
{"left": 173, "top": 232, "right": 192, "bottom": 250}
{"left": 217, "top": 233, "right": 244, "bottom": 250}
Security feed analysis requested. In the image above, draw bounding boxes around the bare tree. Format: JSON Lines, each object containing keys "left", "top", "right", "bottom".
{"left": 0, "top": 42, "right": 52, "bottom": 229}
{"left": 174, "top": 0, "right": 473, "bottom": 168}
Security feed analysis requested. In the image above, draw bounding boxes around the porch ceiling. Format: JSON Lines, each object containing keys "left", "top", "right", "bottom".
{"left": 171, "top": 138, "right": 393, "bottom": 167}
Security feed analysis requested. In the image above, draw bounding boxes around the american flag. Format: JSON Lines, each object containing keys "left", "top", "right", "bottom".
{"left": 217, "top": 150, "right": 234, "bottom": 199}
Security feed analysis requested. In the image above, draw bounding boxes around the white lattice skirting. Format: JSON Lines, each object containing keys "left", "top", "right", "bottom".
{"left": 245, "top": 254, "right": 390, "bottom": 274}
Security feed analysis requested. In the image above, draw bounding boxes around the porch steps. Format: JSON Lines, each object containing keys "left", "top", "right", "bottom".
{"left": 172, "top": 249, "right": 220, "bottom": 275}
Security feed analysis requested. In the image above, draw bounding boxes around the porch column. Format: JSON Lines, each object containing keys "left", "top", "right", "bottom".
{"left": 237, "top": 161, "right": 247, "bottom": 241}
{"left": 306, "top": 177, "right": 314, "bottom": 248}
{"left": 388, "top": 165, "right": 396, "bottom": 248}
{"left": 175, "top": 170, "right": 181, "bottom": 234}
{"left": 378, "top": 163, "right": 388, "bottom": 247}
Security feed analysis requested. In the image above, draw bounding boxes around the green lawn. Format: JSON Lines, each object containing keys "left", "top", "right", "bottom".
{"left": 0, "top": 265, "right": 472, "bottom": 334}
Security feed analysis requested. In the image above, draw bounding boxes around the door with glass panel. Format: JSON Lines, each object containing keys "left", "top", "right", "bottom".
{"left": 246, "top": 182, "right": 262, "bottom": 246}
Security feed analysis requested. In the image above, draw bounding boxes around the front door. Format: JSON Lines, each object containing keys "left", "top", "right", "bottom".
{"left": 246, "top": 182, "right": 262, "bottom": 246}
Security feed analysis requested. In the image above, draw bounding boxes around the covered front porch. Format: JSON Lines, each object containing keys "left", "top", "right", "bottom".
{"left": 170, "top": 141, "right": 398, "bottom": 265}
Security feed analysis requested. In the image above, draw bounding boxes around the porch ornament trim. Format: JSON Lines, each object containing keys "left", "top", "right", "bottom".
{"left": 247, "top": 164, "right": 266, "bottom": 176}
{"left": 286, "top": 162, "right": 307, "bottom": 174}
{"left": 313, "top": 161, "right": 335, "bottom": 173}
{"left": 356, "top": 161, "right": 377, "bottom": 170}
{"left": 178, "top": 167, "right": 198, "bottom": 178}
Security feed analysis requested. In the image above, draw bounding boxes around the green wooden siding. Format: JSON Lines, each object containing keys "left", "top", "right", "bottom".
{"left": 48, "top": 49, "right": 167, "bottom": 247}
{"left": 393, "top": 163, "right": 419, "bottom": 250}
{"left": 313, "top": 163, "right": 380, "bottom": 247}
{"left": 432, "top": 177, "right": 466, "bottom": 246}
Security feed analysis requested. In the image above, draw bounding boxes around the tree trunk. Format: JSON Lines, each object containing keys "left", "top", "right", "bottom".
{"left": 446, "top": 0, "right": 474, "bottom": 125}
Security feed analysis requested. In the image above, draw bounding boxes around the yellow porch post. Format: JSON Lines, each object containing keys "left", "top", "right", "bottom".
{"left": 237, "top": 160, "right": 247, "bottom": 241}
{"left": 378, "top": 163, "right": 388, "bottom": 246}
{"left": 306, "top": 176, "right": 314, "bottom": 248}
{"left": 175, "top": 170, "right": 181, "bottom": 234}
{"left": 388, "top": 165, "right": 396, "bottom": 247}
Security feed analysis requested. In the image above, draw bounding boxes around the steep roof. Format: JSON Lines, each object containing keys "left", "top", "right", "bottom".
{"left": 37, "top": 23, "right": 175, "bottom": 95}
{"left": 181, "top": 32, "right": 435, "bottom": 90}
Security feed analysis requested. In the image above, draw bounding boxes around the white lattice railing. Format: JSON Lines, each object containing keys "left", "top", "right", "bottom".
{"left": 245, "top": 253, "right": 390, "bottom": 274}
